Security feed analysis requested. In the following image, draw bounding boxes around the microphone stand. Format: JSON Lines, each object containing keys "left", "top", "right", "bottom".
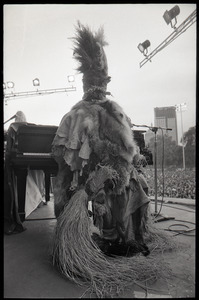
{"left": 132, "top": 123, "right": 175, "bottom": 223}
{"left": 4, "top": 115, "right": 16, "bottom": 125}
{"left": 151, "top": 127, "right": 158, "bottom": 214}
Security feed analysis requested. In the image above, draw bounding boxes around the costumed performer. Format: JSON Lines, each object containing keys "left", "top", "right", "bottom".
{"left": 52, "top": 22, "right": 151, "bottom": 258}
{"left": 51, "top": 22, "right": 176, "bottom": 298}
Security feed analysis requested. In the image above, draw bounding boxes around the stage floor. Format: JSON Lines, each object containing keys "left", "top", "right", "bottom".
{"left": 4, "top": 195, "right": 195, "bottom": 298}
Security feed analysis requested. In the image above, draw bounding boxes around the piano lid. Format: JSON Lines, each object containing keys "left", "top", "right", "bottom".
{"left": 10, "top": 123, "right": 58, "bottom": 154}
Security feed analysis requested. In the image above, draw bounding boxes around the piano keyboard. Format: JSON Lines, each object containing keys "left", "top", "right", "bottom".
{"left": 22, "top": 152, "right": 52, "bottom": 158}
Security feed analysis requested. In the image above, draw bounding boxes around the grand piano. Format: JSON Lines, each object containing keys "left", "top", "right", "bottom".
{"left": 4, "top": 123, "right": 58, "bottom": 223}
{"left": 4, "top": 123, "right": 152, "bottom": 229}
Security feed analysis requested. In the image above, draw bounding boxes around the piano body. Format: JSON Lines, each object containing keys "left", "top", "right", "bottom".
{"left": 5, "top": 123, "right": 58, "bottom": 222}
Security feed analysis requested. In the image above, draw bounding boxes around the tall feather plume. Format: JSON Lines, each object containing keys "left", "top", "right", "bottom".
{"left": 72, "top": 21, "right": 111, "bottom": 99}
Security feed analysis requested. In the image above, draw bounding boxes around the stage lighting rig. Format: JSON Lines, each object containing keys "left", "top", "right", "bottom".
{"left": 163, "top": 5, "right": 180, "bottom": 29}
{"left": 137, "top": 40, "right": 151, "bottom": 57}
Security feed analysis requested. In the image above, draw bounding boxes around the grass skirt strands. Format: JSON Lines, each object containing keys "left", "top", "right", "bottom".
{"left": 51, "top": 189, "right": 177, "bottom": 298}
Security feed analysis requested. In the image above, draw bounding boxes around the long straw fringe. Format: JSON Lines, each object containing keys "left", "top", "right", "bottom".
{"left": 51, "top": 189, "right": 179, "bottom": 298}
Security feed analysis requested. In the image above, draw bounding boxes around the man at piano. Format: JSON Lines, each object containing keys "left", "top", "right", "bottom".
{"left": 4, "top": 111, "right": 45, "bottom": 234}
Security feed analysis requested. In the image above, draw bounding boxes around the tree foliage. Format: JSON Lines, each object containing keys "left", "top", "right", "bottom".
{"left": 147, "top": 126, "right": 195, "bottom": 168}
{"left": 183, "top": 126, "right": 196, "bottom": 167}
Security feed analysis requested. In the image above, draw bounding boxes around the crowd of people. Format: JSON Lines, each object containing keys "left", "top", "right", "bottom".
{"left": 144, "top": 166, "right": 195, "bottom": 199}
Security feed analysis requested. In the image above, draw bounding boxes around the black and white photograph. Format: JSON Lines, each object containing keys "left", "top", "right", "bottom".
{"left": 3, "top": 3, "right": 196, "bottom": 298}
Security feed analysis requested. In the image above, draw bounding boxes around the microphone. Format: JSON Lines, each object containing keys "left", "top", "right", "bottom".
{"left": 131, "top": 123, "right": 172, "bottom": 131}
{"left": 3, "top": 114, "right": 16, "bottom": 125}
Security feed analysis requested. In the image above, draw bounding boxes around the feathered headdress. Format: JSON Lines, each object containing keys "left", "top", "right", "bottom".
{"left": 72, "top": 21, "right": 111, "bottom": 101}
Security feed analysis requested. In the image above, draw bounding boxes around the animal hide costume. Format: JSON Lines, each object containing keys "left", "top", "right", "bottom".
{"left": 51, "top": 22, "right": 175, "bottom": 297}
{"left": 52, "top": 22, "right": 150, "bottom": 250}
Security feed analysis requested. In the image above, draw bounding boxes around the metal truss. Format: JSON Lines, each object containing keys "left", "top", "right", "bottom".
{"left": 4, "top": 86, "right": 76, "bottom": 102}
{"left": 140, "top": 9, "right": 196, "bottom": 68}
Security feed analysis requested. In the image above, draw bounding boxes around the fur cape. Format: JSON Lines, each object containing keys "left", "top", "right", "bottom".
{"left": 52, "top": 98, "right": 136, "bottom": 188}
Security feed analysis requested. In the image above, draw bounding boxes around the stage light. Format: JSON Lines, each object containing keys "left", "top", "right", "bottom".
{"left": 7, "top": 81, "right": 15, "bottom": 89}
{"left": 163, "top": 5, "right": 180, "bottom": 28}
{"left": 67, "top": 75, "right": 75, "bottom": 83}
{"left": 33, "top": 78, "right": 40, "bottom": 87}
{"left": 138, "top": 40, "right": 151, "bottom": 56}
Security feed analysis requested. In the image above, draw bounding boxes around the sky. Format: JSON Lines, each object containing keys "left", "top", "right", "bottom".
{"left": 3, "top": 4, "right": 196, "bottom": 143}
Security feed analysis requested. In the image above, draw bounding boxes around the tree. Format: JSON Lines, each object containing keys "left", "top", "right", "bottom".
{"left": 147, "top": 133, "right": 183, "bottom": 168}
{"left": 147, "top": 126, "right": 196, "bottom": 169}
{"left": 182, "top": 126, "right": 196, "bottom": 168}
